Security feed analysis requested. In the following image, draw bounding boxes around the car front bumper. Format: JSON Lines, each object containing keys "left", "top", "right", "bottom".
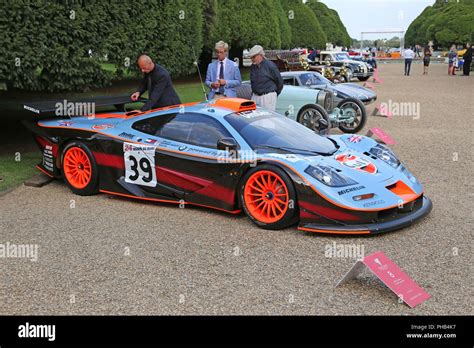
{"left": 298, "top": 196, "right": 433, "bottom": 235}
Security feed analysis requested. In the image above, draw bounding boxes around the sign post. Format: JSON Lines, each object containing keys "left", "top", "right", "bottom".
{"left": 336, "top": 251, "right": 431, "bottom": 308}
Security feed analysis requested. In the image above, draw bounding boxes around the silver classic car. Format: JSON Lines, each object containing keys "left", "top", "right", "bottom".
{"left": 281, "top": 71, "right": 377, "bottom": 105}
{"left": 237, "top": 81, "right": 367, "bottom": 134}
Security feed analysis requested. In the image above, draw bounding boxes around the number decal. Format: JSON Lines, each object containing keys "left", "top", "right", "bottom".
{"left": 128, "top": 156, "right": 139, "bottom": 181}
{"left": 139, "top": 157, "right": 153, "bottom": 183}
{"left": 123, "top": 143, "right": 157, "bottom": 187}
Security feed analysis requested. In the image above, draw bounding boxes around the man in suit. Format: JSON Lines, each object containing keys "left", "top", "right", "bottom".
{"left": 130, "top": 55, "right": 181, "bottom": 111}
{"left": 205, "top": 41, "right": 242, "bottom": 99}
{"left": 462, "top": 42, "right": 472, "bottom": 76}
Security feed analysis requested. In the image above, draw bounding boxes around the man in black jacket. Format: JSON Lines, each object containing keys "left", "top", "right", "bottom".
{"left": 462, "top": 43, "right": 472, "bottom": 76}
{"left": 130, "top": 55, "right": 181, "bottom": 111}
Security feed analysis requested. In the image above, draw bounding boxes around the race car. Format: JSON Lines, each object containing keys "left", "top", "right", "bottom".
{"left": 23, "top": 96, "right": 432, "bottom": 234}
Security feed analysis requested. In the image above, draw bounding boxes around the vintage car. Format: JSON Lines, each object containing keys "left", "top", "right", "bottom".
{"left": 236, "top": 82, "right": 367, "bottom": 134}
{"left": 314, "top": 51, "right": 374, "bottom": 81}
{"left": 24, "top": 96, "right": 432, "bottom": 234}
{"left": 280, "top": 71, "right": 377, "bottom": 105}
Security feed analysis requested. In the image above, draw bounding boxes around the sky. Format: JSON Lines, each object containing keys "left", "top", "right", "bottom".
{"left": 319, "top": 0, "right": 435, "bottom": 40}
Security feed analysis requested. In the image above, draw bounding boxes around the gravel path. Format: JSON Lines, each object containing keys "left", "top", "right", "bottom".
{"left": 0, "top": 63, "right": 472, "bottom": 315}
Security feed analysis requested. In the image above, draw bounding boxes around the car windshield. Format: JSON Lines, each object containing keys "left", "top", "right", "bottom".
{"left": 335, "top": 53, "right": 350, "bottom": 61}
{"left": 224, "top": 109, "right": 337, "bottom": 155}
{"left": 299, "top": 73, "right": 331, "bottom": 86}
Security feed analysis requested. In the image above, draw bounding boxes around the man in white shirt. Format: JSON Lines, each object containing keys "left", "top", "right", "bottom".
{"left": 403, "top": 47, "right": 415, "bottom": 76}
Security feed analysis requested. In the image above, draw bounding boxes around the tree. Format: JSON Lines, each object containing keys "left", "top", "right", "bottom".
{"left": 211, "top": 0, "right": 282, "bottom": 65}
{"left": 281, "top": 0, "right": 326, "bottom": 49}
{"left": 306, "top": 0, "right": 351, "bottom": 47}
{"left": 405, "top": 0, "right": 474, "bottom": 49}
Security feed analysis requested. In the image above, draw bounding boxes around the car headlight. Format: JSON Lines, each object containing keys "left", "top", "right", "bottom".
{"left": 305, "top": 164, "right": 358, "bottom": 187}
{"left": 369, "top": 144, "right": 400, "bottom": 168}
{"left": 400, "top": 164, "right": 418, "bottom": 184}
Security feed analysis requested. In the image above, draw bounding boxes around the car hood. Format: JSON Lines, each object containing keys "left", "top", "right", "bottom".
{"left": 259, "top": 134, "right": 424, "bottom": 211}
{"left": 331, "top": 83, "right": 376, "bottom": 99}
{"left": 309, "top": 83, "right": 376, "bottom": 100}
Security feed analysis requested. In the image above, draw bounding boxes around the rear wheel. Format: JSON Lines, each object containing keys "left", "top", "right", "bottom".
{"left": 240, "top": 165, "right": 298, "bottom": 230}
{"left": 61, "top": 141, "right": 99, "bottom": 196}
{"left": 337, "top": 98, "right": 367, "bottom": 133}
{"left": 297, "top": 104, "right": 330, "bottom": 133}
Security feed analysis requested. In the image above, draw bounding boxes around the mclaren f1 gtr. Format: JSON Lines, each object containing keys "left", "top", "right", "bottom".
{"left": 23, "top": 96, "right": 432, "bottom": 234}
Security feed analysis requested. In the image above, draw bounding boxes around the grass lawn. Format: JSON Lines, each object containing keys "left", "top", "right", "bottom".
{"left": 0, "top": 152, "right": 42, "bottom": 194}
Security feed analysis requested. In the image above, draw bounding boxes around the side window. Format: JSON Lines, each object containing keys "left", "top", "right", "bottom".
{"left": 132, "top": 113, "right": 233, "bottom": 149}
{"left": 283, "top": 77, "right": 297, "bottom": 86}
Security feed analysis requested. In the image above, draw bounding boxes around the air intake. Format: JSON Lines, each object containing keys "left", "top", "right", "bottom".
{"left": 211, "top": 98, "right": 257, "bottom": 112}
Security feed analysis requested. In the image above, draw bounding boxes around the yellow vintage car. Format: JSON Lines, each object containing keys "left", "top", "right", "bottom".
{"left": 457, "top": 48, "right": 467, "bottom": 58}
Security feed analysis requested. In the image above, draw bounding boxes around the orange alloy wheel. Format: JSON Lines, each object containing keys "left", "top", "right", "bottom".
{"left": 63, "top": 147, "right": 92, "bottom": 189}
{"left": 244, "top": 170, "right": 290, "bottom": 224}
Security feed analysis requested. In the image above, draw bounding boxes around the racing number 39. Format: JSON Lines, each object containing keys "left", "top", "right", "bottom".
{"left": 123, "top": 143, "right": 157, "bottom": 187}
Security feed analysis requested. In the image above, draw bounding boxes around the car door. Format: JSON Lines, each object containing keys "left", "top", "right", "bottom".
{"left": 131, "top": 112, "right": 242, "bottom": 205}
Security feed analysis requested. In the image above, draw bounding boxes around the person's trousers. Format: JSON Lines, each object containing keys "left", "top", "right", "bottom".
{"left": 463, "top": 61, "right": 471, "bottom": 75}
{"left": 404, "top": 59, "right": 412, "bottom": 75}
{"left": 251, "top": 92, "right": 277, "bottom": 111}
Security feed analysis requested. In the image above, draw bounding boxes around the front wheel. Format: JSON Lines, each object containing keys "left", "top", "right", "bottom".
{"left": 337, "top": 98, "right": 367, "bottom": 133}
{"left": 297, "top": 104, "right": 330, "bottom": 134}
{"left": 357, "top": 76, "right": 370, "bottom": 81}
{"left": 343, "top": 68, "right": 353, "bottom": 82}
{"left": 61, "top": 141, "right": 99, "bottom": 196}
{"left": 240, "top": 165, "right": 298, "bottom": 230}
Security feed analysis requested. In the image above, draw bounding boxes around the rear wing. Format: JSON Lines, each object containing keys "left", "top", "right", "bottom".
{"left": 23, "top": 95, "right": 146, "bottom": 119}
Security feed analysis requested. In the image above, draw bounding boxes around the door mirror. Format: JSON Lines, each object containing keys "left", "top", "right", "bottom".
{"left": 217, "top": 137, "right": 238, "bottom": 151}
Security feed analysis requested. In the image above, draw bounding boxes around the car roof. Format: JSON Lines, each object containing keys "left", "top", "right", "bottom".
{"left": 281, "top": 71, "right": 320, "bottom": 76}
{"left": 141, "top": 98, "right": 258, "bottom": 120}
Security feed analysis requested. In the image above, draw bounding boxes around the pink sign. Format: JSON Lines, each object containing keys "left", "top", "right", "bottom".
{"left": 373, "top": 104, "right": 393, "bottom": 118}
{"left": 363, "top": 82, "right": 375, "bottom": 90}
{"left": 373, "top": 68, "right": 384, "bottom": 83}
{"left": 367, "top": 127, "right": 396, "bottom": 145}
{"left": 363, "top": 251, "right": 431, "bottom": 308}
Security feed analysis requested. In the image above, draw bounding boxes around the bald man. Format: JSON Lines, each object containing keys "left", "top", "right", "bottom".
{"left": 131, "top": 55, "right": 181, "bottom": 111}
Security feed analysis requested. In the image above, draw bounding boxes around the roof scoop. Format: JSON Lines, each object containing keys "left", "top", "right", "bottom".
{"left": 211, "top": 98, "right": 256, "bottom": 112}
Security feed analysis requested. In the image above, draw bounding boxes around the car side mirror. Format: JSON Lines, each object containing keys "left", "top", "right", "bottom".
{"left": 217, "top": 137, "right": 239, "bottom": 152}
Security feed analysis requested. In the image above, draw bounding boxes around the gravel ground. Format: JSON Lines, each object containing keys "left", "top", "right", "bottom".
{"left": 0, "top": 63, "right": 472, "bottom": 315}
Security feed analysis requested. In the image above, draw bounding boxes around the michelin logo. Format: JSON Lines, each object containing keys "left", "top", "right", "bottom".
{"left": 338, "top": 185, "right": 365, "bottom": 196}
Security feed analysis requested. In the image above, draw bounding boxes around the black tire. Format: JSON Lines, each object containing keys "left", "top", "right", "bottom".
{"left": 61, "top": 141, "right": 99, "bottom": 196}
{"left": 357, "top": 76, "right": 370, "bottom": 81}
{"left": 297, "top": 104, "right": 330, "bottom": 133}
{"left": 239, "top": 165, "right": 298, "bottom": 230}
{"left": 337, "top": 98, "right": 367, "bottom": 133}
